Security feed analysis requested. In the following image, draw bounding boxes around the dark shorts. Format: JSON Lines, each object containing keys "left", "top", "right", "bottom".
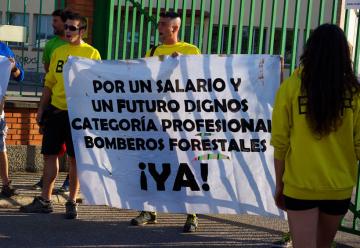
{"left": 41, "top": 105, "right": 75, "bottom": 157}
{"left": 284, "top": 195, "right": 351, "bottom": 215}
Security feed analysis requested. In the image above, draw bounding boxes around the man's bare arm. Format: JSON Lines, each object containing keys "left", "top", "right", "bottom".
{"left": 36, "top": 86, "right": 52, "bottom": 125}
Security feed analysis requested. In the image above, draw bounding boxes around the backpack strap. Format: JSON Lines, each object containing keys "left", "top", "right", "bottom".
{"left": 150, "top": 45, "right": 159, "bottom": 57}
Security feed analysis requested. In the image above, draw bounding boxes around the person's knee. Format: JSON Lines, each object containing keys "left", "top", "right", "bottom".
{"left": 44, "top": 154, "right": 57, "bottom": 160}
{"left": 43, "top": 154, "right": 59, "bottom": 167}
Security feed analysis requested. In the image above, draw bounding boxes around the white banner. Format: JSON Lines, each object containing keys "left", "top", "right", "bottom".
{"left": 64, "top": 54, "right": 284, "bottom": 218}
{"left": 346, "top": 0, "right": 360, "bottom": 8}
{"left": 0, "top": 56, "right": 12, "bottom": 98}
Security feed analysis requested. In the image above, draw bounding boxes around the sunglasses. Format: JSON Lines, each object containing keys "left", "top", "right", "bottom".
{"left": 64, "top": 24, "right": 82, "bottom": 31}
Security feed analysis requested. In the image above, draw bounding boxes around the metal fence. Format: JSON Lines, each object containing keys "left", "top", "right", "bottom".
{"left": 95, "top": 0, "right": 360, "bottom": 77}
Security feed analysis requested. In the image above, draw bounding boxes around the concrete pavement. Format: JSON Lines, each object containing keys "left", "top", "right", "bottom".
{"left": 0, "top": 172, "right": 359, "bottom": 247}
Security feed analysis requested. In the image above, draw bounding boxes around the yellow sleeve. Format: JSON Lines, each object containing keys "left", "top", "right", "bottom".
{"left": 193, "top": 47, "right": 201, "bottom": 55}
{"left": 93, "top": 49, "right": 101, "bottom": 60}
{"left": 270, "top": 81, "right": 291, "bottom": 160}
{"left": 183, "top": 45, "right": 201, "bottom": 55}
{"left": 145, "top": 49, "right": 151, "bottom": 58}
{"left": 44, "top": 51, "right": 58, "bottom": 89}
{"left": 353, "top": 95, "right": 360, "bottom": 160}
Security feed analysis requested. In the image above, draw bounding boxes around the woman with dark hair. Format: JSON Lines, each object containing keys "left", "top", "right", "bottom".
{"left": 271, "top": 23, "right": 360, "bottom": 248}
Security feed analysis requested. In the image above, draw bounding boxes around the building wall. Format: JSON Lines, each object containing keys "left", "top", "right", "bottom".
{"left": 4, "top": 101, "right": 42, "bottom": 146}
{"left": 3, "top": 101, "right": 43, "bottom": 172}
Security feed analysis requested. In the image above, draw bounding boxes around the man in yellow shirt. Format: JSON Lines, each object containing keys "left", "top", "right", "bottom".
{"left": 20, "top": 12, "right": 101, "bottom": 219}
{"left": 130, "top": 11, "right": 200, "bottom": 233}
{"left": 33, "top": 8, "right": 70, "bottom": 193}
{"left": 145, "top": 12, "right": 200, "bottom": 57}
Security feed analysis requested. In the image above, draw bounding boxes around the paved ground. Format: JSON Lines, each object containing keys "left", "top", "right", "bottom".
{"left": 0, "top": 172, "right": 359, "bottom": 248}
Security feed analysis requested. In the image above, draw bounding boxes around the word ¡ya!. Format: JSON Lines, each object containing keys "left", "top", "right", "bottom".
{"left": 139, "top": 162, "right": 210, "bottom": 192}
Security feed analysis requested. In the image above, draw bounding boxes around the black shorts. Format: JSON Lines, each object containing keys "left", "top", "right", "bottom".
{"left": 284, "top": 195, "right": 351, "bottom": 215}
{"left": 41, "top": 105, "right": 75, "bottom": 157}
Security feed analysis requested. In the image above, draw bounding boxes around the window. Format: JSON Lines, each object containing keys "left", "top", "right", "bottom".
{"left": 113, "top": 11, "right": 158, "bottom": 59}
{"left": 6, "top": 12, "right": 29, "bottom": 48}
{"left": 184, "top": 24, "right": 201, "bottom": 47}
{"left": 33, "top": 14, "right": 54, "bottom": 49}
{"left": 209, "top": 25, "right": 237, "bottom": 54}
{"left": 273, "top": 28, "right": 299, "bottom": 65}
{"left": 241, "top": 27, "right": 267, "bottom": 54}
{"left": 303, "top": 29, "right": 314, "bottom": 45}
{"left": 210, "top": 26, "right": 267, "bottom": 54}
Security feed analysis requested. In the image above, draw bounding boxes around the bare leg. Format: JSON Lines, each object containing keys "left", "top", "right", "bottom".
{"left": 317, "top": 212, "right": 344, "bottom": 248}
{"left": 0, "top": 151, "right": 9, "bottom": 185}
{"left": 287, "top": 208, "right": 319, "bottom": 248}
{"left": 41, "top": 154, "right": 59, "bottom": 201}
{"left": 68, "top": 156, "right": 79, "bottom": 202}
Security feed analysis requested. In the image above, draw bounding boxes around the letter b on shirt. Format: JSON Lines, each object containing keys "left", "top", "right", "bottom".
{"left": 56, "top": 60, "right": 65, "bottom": 73}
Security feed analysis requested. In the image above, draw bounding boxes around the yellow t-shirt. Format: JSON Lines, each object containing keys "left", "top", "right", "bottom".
{"left": 45, "top": 43, "right": 101, "bottom": 110}
{"left": 145, "top": 41, "right": 200, "bottom": 57}
{"left": 271, "top": 68, "right": 360, "bottom": 200}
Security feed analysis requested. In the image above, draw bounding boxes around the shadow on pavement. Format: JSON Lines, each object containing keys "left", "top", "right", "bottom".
{"left": 0, "top": 207, "right": 290, "bottom": 248}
